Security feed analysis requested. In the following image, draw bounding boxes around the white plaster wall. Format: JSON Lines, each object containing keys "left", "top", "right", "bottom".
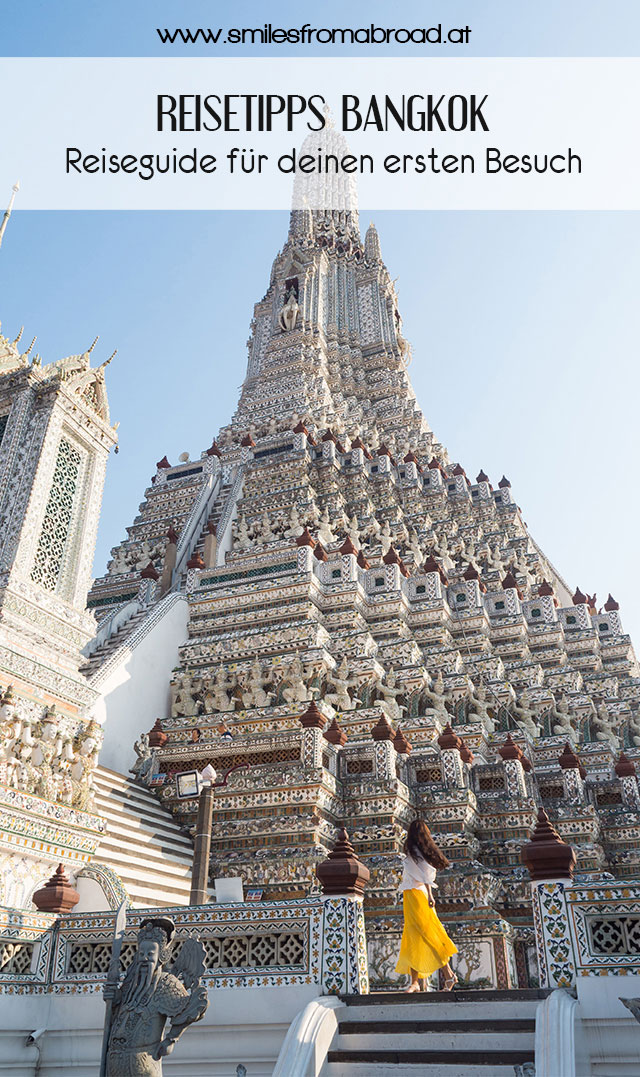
{"left": 577, "top": 975, "right": 640, "bottom": 1076}
{"left": 0, "top": 984, "right": 320, "bottom": 1076}
{"left": 91, "top": 597, "right": 189, "bottom": 775}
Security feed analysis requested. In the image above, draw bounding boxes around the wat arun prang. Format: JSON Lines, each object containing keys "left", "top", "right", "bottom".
{"left": 89, "top": 132, "right": 640, "bottom": 989}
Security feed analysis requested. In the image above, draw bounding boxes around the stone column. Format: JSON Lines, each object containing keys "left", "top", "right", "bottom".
{"left": 615, "top": 752, "right": 640, "bottom": 809}
{"left": 160, "top": 525, "right": 178, "bottom": 595}
{"left": 203, "top": 522, "right": 217, "bottom": 569}
{"left": 300, "top": 700, "right": 327, "bottom": 767}
{"left": 190, "top": 784, "right": 214, "bottom": 905}
{"left": 521, "top": 808, "right": 577, "bottom": 989}
{"left": 498, "top": 733, "right": 528, "bottom": 798}
{"left": 371, "top": 715, "right": 396, "bottom": 780}
{"left": 438, "top": 723, "right": 464, "bottom": 788}
{"left": 559, "top": 742, "right": 585, "bottom": 801}
{"left": 317, "top": 829, "right": 370, "bottom": 995}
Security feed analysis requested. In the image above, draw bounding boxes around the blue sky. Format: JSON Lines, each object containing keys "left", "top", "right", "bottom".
{"left": 1, "top": 2, "right": 639, "bottom": 642}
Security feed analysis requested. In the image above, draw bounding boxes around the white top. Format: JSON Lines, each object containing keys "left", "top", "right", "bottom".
{"left": 399, "top": 852, "right": 437, "bottom": 894}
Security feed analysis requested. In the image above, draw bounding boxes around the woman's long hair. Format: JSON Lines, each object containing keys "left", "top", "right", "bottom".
{"left": 404, "top": 819, "right": 450, "bottom": 871}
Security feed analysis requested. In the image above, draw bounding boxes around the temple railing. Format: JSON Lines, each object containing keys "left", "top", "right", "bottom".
{"left": 0, "top": 895, "right": 368, "bottom": 996}
{"left": 532, "top": 879, "right": 640, "bottom": 988}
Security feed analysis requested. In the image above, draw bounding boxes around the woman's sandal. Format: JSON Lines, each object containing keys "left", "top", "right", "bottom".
{"left": 404, "top": 982, "right": 421, "bottom": 993}
{"left": 443, "top": 972, "right": 458, "bottom": 992}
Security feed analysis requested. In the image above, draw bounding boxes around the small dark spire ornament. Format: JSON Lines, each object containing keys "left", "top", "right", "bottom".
{"left": 316, "top": 828, "right": 370, "bottom": 897}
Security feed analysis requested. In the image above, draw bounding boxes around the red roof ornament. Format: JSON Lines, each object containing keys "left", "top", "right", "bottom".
{"left": 240, "top": 434, "right": 256, "bottom": 447}
{"left": 32, "top": 864, "right": 80, "bottom": 914}
{"left": 572, "top": 587, "right": 587, "bottom": 605}
{"left": 187, "top": 551, "right": 205, "bottom": 570}
{"left": 316, "top": 828, "right": 370, "bottom": 897}
{"left": 313, "top": 541, "right": 328, "bottom": 562}
{"left": 293, "top": 420, "right": 310, "bottom": 436}
{"left": 206, "top": 440, "right": 222, "bottom": 457}
{"left": 371, "top": 714, "right": 394, "bottom": 741}
{"left": 296, "top": 528, "right": 316, "bottom": 548}
{"left": 538, "top": 580, "right": 554, "bottom": 597}
{"left": 438, "top": 722, "right": 462, "bottom": 751}
{"left": 502, "top": 571, "right": 520, "bottom": 592}
{"left": 357, "top": 549, "right": 371, "bottom": 570}
{"left": 476, "top": 469, "right": 489, "bottom": 484}
{"left": 403, "top": 451, "right": 423, "bottom": 472}
{"left": 393, "top": 727, "right": 411, "bottom": 755}
{"left": 498, "top": 732, "right": 524, "bottom": 762}
{"left": 521, "top": 808, "right": 576, "bottom": 881}
{"left": 352, "top": 436, "right": 372, "bottom": 459}
{"left": 167, "top": 525, "right": 179, "bottom": 545}
{"left": 141, "top": 561, "right": 160, "bottom": 581}
{"left": 459, "top": 738, "right": 474, "bottom": 765}
{"left": 148, "top": 718, "right": 168, "bottom": 748}
{"left": 156, "top": 456, "right": 170, "bottom": 469}
{"left": 604, "top": 594, "right": 620, "bottom": 612}
{"left": 558, "top": 742, "right": 581, "bottom": 771}
{"left": 615, "top": 751, "right": 636, "bottom": 778}
{"left": 300, "top": 700, "right": 327, "bottom": 729}
{"left": 339, "top": 535, "right": 358, "bottom": 556}
{"left": 423, "top": 554, "right": 448, "bottom": 585}
{"left": 498, "top": 475, "right": 511, "bottom": 489}
{"left": 207, "top": 521, "right": 217, "bottom": 536}
{"left": 452, "top": 464, "right": 466, "bottom": 477}
{"left": 324, "top": 715, "right": 348, "bottom": 747}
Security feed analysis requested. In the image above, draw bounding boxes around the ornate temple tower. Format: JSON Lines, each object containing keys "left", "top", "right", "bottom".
{"left": 0, "top": 328, "right": 117, "bottom": 715}
{"left": 85, "top": 146, "right": 640, "bottom": 988}
{"left": 0, "top": 192, "right": 119, "bottom": 904}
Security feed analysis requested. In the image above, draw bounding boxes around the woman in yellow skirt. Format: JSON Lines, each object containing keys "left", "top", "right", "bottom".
{"left": 396, "top": 819, "right": 458, "bottom": 992}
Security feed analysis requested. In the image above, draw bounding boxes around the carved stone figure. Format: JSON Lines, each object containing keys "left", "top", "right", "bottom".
{"left": 243, "top": 659, "right": 274, "bottom": 708}
{"left": 130, "top": 732, "right": 155, "bottom": 782}
{"left": 467, "top": 684, "right": 497, "bottom": 733}
{"left": 375, "top": 671, "right": 406, "bottom": 724}
{"left": 317, "top": 507, "right": 336, "bottom": 546}
{"left": 284, "top": 506, "right": 304, "bottom": 539}
{"left": 549, "top": 694, "right": 575, "bottom": 738}
{"left": 281, "top": 656, "right": 311, "bottom": 705}
{"left": 234, "top": 514, "right": 252, "bottom": 550}
{"left": 279, "top": 288, "right": 300, "bottom": 331}
{"left": 104, "top": 918, "right": 208, "bottom": 1076}
{"left": 591, "top": 701, "right": 620, "bottom": 748}
{"left": 324, "top": 658, "right": 359, "bottom": 712}
{"left": 71, "top": 721, "right": 102, "bottom": 810}
{"left": 210, "top": 666, "right": 236, "bottom": 713}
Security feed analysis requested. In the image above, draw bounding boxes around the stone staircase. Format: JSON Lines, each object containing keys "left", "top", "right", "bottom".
{"left": 80, "top": 607, "right": 150, "bottom": 679}
{"left": 177, "top": 480, "right": 232, "bottom": 589}
{"left": 90, "top": 766, "right": 200, "bottom": 908}
{"left": 321, "top": 989, "right": 545, "bottom": 1076}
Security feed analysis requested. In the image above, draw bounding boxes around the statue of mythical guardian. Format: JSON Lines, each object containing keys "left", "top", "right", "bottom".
{"left": 103, "top": 916, "right": 208, "bottom": 1076}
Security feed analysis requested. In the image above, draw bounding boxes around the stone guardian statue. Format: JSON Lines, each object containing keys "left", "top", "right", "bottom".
{"left": 103, "top": 916, "right": 208, "bottom": 1076}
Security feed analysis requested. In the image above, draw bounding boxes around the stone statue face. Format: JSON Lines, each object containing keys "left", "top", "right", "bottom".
{"left": 139, "top": 939, "right": 161, "bottom": 968}
{"left": 122, "top": 939, "right": 162, "bottom": 1007}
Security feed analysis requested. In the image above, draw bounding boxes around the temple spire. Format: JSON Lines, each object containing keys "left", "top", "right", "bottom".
{"left": 0, "top": 182, "right": 20, "bottom": 252}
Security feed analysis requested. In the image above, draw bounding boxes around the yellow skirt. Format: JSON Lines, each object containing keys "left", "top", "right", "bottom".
{"left": 396, "top": 888, "right": 458, "bottom": 977}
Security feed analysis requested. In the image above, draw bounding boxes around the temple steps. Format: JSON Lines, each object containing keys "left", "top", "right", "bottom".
{"left": 90, "top": 766, "right": 201, "bottom": 907}
{"left": 80, "top": 607, "right": 149, "bottom": 678}
{"left": 321, "top": 989, "right": 543, "bottom": 1076}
